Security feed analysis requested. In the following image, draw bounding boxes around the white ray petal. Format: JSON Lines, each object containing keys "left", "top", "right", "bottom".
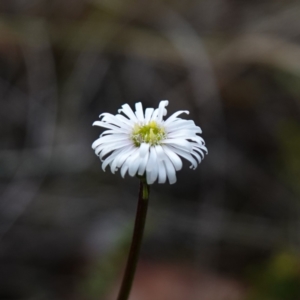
{"left": 116, "top": 146, "right": 136, "bottom": 168}
{"left": 157, "top": 159, "right": 167, "bottom": 183}
{"left": 162, "top": 145, "right": 183, "bottom": 171}
{"left": 128, "top": 150, "right": 142, "bottom": 177}
{"left": 147, "top": 163, "right": 158, "bottom": 185}
{"left": 190, "top": 149, "right": 201, "bottom": 163}
{"left": 110, "top": 145, "right": 134, "bottom": 173}
{"left": 199, "top": 144, "right": 208, "bottom": 153}
{"left": 92, "top": 138, "right": 104, "bottom": 149}
{"left": 100, "top": 117, "right": 129, "bottom": 129}
{"left": 137, "top": 149, "right": 149, "bottom": 176}
{"left": 150, "top": 108, "right": 159, "bottom": 121}
{"left": 99, "top": 113, "right": 121, "bottom": 122}
{"left": 93, "top": 121, "right": 129, "bottom": 133}
{"left": 154, "top": 145, "right": 165, "bottom": 160}
{"left": 163, "top": 157, "right": 177, "bottom": 184}
{"left": 96, "top": 134, "right": 130, "bottom": 144}
{"left": 120, "top": 163, "right": 129, "bottom": 178}
{"left": 100, "top": 114, "right": 131, "bottom": 130}
{"left": 162, "top": 139, "right": 192, "bottom": 151}
{"left": 102, "top": 149, "right": 123, "bottom": 171}
{"left": 96, "top": 140, "right": 132, "bottom": 157}
{"left": 193, "top": 144, "right": 208, "bottom": 155}
{"left": 135, "top": 102, "right": 144, "bottom": 122}
{"left": 92, "top": 135, "right": 130, "bottom": 149}
{"left": 100, "top": 129, "right": 123, "bottom": 137}
{"left": 118, "top": 103, "right": 138, "bottom": 122}
{"left": 164, "top": 110, "right": 189, "bottom": 125}
{"left": 168, "top": 146, "right": 198, "bottom": 169}
{"left": 115, "top": 114, "right": 135, "bottom": 128}
{"left": 146, "top": 147, "right": 157, "bottom": 172}
{"left": 145, "top": 108, "right": 154, "bottom": 123}
{"left": 157, "top": 100, "right": 169, "bottom": 122}
{"left": 139, "top": 143, "right": 150, "bottom": 157}
{"left": 165, "top": 120, "right": 199, "bottom": 132}
{"left": 99, "top": 112, "right": 114, "bottom": 118}
{"left": 166, "top": 129, "right": 202, "bottom": 139}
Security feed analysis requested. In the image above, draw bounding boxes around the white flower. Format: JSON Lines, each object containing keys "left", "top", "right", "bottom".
{"left": 92, "top": 100, "right": 207, "bottom": 185}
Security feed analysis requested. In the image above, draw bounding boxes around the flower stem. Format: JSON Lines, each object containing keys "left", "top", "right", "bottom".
{"left": 116, "top": 179, "right": 149, "bottom": 300}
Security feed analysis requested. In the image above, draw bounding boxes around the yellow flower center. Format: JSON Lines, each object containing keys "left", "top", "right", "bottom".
{"left": 132, "top": 121, "right": 166, "bottom": 146}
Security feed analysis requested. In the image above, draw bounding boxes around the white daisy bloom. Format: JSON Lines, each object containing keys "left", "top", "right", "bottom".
{"left": 92, "top": 100, "right": 207, "bottom": 185}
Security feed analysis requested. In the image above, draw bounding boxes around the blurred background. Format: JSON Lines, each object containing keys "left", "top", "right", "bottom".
{"left": 1, "top": 0, "right": 300, "bottom": 299}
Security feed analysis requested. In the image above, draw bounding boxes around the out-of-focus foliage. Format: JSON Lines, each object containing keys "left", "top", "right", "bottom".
{"left": 278, "top": 120, "right": 300, "bottom": 194}
{"left": 79, "top": 224, "right": 132, "bottom": 299}
{"left": 247, "top": 251, "right": 300, "bottom": 300}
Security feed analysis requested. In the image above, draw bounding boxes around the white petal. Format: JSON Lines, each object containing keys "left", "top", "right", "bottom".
{"left": 150, "top": 108, "right": 159, "bottom": 121}
{"left": 137, "top": 149, "right": 149, "bottom": 176}
{"left": 165, "top": 120, "right": 198, "bottom": 133}
{"left": 167, "top": 134, "right": 204, "bottom": 146}
{"left": 120, "top": 163, "right": 129, "bottom": 178}
{"left": 118, "top": 104, "right": 138, "bottom": 122}
{"left": 96, "top": 141, "right": 132, "bottom": 157}
{"left": 198, "top": 144, "right": 208, "bottom": 153}
{"left": 166, "top": 125, "right": 201, "bottom": 134}
{"left": 146, "top": 164, "right": 158, "bottom": 185}
{"left": 162, "top": 145, "right": 183, "bottom": 171}
{"left": 154, "top": 144, "right": 165, "bottom": 160}
{"left": 189, "top": 136, "right": 205, "bottom": 144}
{"left": 93, "top": 121, "right": 128, "bottom": 133}
{"left": 116, "top": 146, "right": 136, "bottom": 168}
{"left": 102, "top": 149, "right": 123, "bottom": 171}
{"left": 100, "top": 117, "right": 130, "bottom": 130}
{"left": 128, "top": 150, "right": 141, "bottom": 177}
{"left": 139, "top": 143, "right": 150, "bottom": 157}
{"left": 97, "top": 134, "right": 130, "bottom": 144}
{"left": 92, "top": 138, "right": 104, "bottom": 149}
{"left": 193, "top": 144, "right": 207, "bottom": 155}
{"left": 100, "top": 113, "right": 131, "bottom": 130}
{"left": 115, "top": 114, "right": 135, "bottom": 127}
{"left": 151, "top": 162, "right": 159, "bottom": 182}
{"left": 167, "top": 129, "right": 202, "bottom": 139}
{"left": 164, "top": 110, "right": 189, "bottom": 125}
{"left": 92, "top": 134, "right": 130, "bottom": 149}
{"left": 162, "top": 139, "right": 192, "bottom": 151}
{"left": 168, "top": 146, "right": 198, "bottom": 169}
{"left": 157, "top": 159, "right": 167, "bottom": 183}
{"left": 155, "top": 145, "right": 177, "bottom": 184}
{"left": 110, "top": 145, "right": 134, "bottom": 173}
{"left": 146, "top": 147, "right": 157, "bottom": 172}
{"left": 157, "top": 100, "right": 169, "bottom": 122}
{"left": 190, "top": 149, "right": 201, "bottom": 163}
{"left": 99, "top": 112, "right": 118, "bottom": 121}
{"left": 95, "top": 139, "right": 131, "bottom": 155}
{"left": 100, "top": 129, "right": 123, "bottom": 137}
{"left": 99, "top": 112, "right": 112, "bottom": 118}
{"left": 146, "top": 147, "right": 159, "bottom": 184}
{"left": 145, "top": 108, "right": 154, "bottom": 123}
{"left": 135, "top": 102, "right": 144, "bottom": 122}
{"left": 163, "top": 157, "right": 177, "bottom": 184}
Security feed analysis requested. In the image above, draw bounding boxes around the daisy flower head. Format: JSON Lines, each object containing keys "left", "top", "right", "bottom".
{"left": 92, "top": 101, "right": 207, "bottom": 185}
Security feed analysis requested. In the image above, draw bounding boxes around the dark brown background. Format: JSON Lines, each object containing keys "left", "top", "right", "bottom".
{"left": 0, "top": 1, "right": 300, "bottom": 299}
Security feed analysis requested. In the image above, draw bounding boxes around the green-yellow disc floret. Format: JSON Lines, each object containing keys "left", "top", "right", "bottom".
{"left": 132, "top": 121, "right": 166, "bottom": 146}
